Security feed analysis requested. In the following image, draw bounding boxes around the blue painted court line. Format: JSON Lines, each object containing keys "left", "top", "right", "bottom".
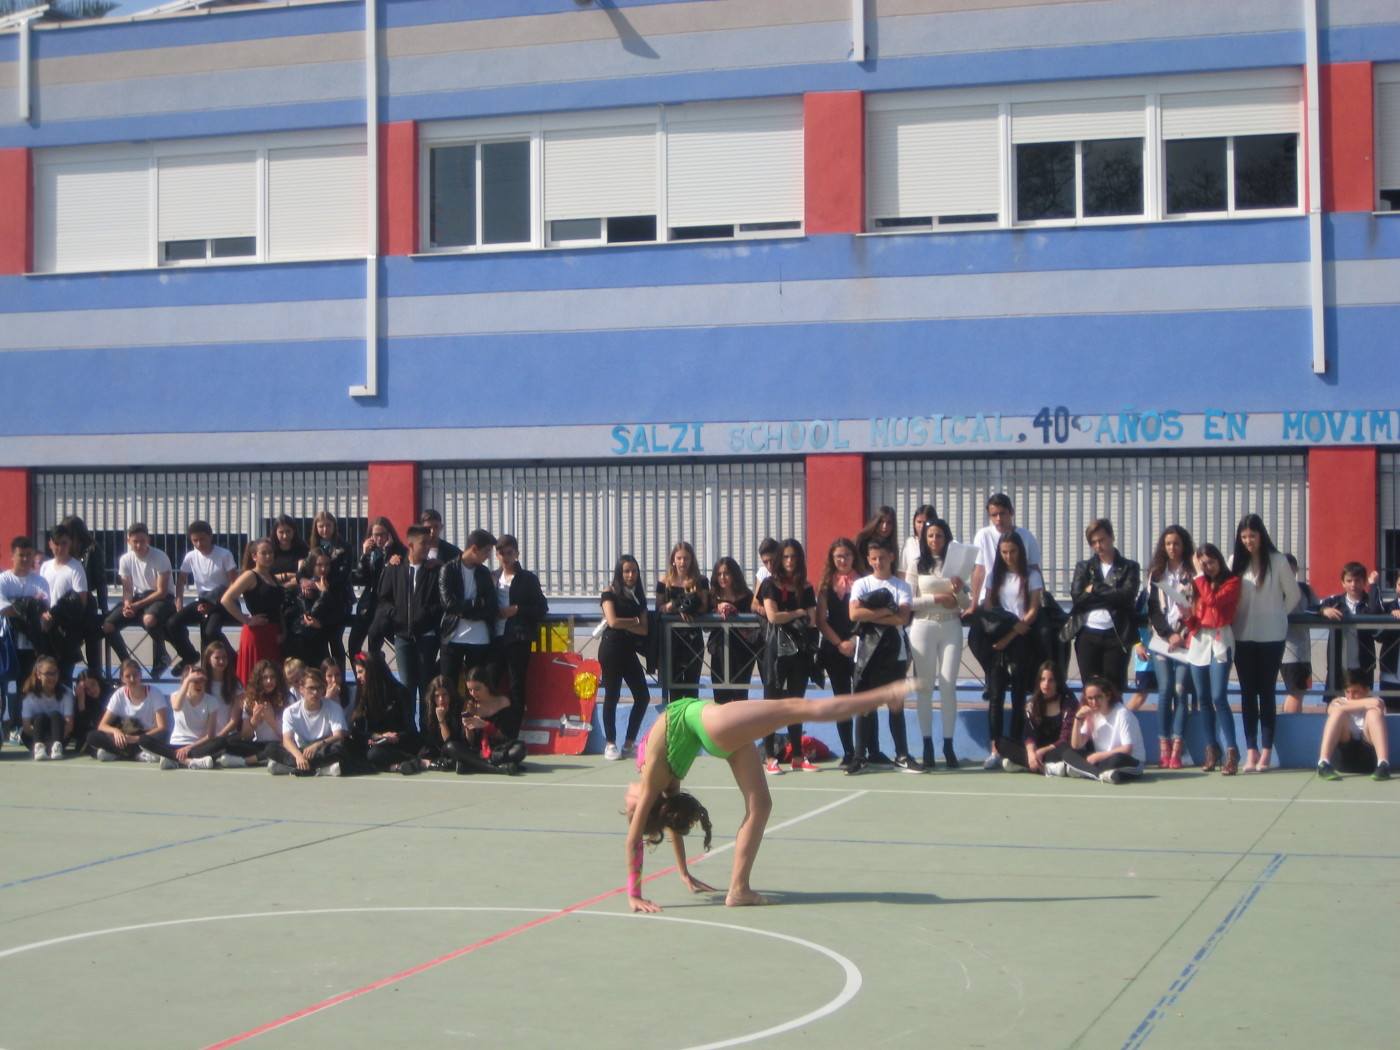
{"left": 1119, "top": 853, "right": 1288, "bottom": 1050}
{"left": 0, "top": 821, "right": 279, "bottom": 890}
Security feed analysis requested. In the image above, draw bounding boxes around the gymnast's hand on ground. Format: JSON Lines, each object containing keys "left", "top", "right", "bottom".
{"left": 681, "top": 873, "right": 719, "bottom": 894}
{"left": 629, "top": 895, "right": 663, "bottom": 914}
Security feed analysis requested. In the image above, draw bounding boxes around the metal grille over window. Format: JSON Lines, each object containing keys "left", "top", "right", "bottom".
{"left": 422, "top": 461, "right": 805, "bottom": 598}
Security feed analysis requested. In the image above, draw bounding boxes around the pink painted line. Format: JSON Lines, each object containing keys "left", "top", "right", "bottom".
{"left": 201, "top": 866, "right": 681, "bottom": 1049}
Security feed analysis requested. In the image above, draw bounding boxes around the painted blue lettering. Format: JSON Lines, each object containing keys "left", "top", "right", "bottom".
{"left": 1162, "top": 411, "right": 1183, "bottom": 440}
{"left": 1303, "top": 412, "right": 1325, "bottom": 442}
{"left": 747, "top": 424, "right": 766, "bottom": 453}
{"left": 631, "top": 427, "right": 651, "bottom": 453}
{"left": 611, "top": 425, "right": 630, "bottom": 455}
{"left": 1351, "top": 410, "right": 1367, "bottom": 441}
{"left": 810, "top": 420, "right": 829, "bottom": 449}
{"left": 1203, "top": 410, "right": 1224, "bottom": 440}
{"left": 993, "top": 414, "right": 1014, "bottom": 443}
{"left": 870, "top": 417, "right": 890, "bottom": 447}
{"left": 1282, "top": 412, "right": 1304, "bottom": 440}
{"left": 910, "top": 417, "right": 927, "bottom": 445}
{"left": 1369, "top": 411, "right": 1393, "bottom": 441}
{"left": 647, "top": 426, "right": 668, "bottom": 453}
{"left": 691, "top": 422, "right": 704, "bottom": 452}
{"left": 1226, "top": 413, "right": 1247, "bottom": 441}
{"left": 765, "top": 423, "right": 784, "bottom": 451}
{"left": 949, "top": 415, "right": 968, "bottom": 444}
{"left": 1117, "top": 410, "right": 1140, "bottom": 443}
{"left": 929, "top": 414, "right": 947, "bottom": 445}
{"left": 890, "top": 417, "right": 909, "bottom": 447}
{"left": 971, "top": 414, "right": 991, "bottom": 443}
{"left": 833, "top": 419, "right": 850, "bottom": 449}
{"left": 787, "top": 422, "right": 807, "bottom": 450}
{"left": 670, "top": 423, "right": 690, "bottom": 453}
{"left": 1095, "top": 414, "right": 1118, "bottom": 442}
{"left": 1325, "top": 411, "right": 1349, "bottom": 441}
{"left": 728, "top": 426, "right": 745, "bottom": 453}
{"left": 1139, "top": 411, "right": 1162, "bottom": 441}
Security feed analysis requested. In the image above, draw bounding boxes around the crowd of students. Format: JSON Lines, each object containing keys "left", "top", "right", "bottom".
{"left": 1, "top": 496, "right": 1394, "bottom": 783}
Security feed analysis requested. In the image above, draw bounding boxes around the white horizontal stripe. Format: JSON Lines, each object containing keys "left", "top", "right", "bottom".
{"left": 1331, "top": 258, "right": 1400, "bottom": 308}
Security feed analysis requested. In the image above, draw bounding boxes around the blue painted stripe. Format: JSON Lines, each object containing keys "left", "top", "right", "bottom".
{"left": 0, "top": 820, "right": 277, "bottom": 889}
{"left": 1121, "top": 854, "right": 1287, "bottom": 1050}
{"left": 1325, "top": 212, "right": 1400, "bottom": 262}
{"left": 1320, "top": 22, "right": 1400, "bottom": 62}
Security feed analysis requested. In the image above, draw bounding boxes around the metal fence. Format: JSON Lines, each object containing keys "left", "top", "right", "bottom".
{"left": 870, "top": 452, "right": 1308, "bottom": 596}
{"left": 422, "top": 460, "right": 806, "bottom": 598}
{"left": 31, "top": 467, "right": 369, "bottom": 589}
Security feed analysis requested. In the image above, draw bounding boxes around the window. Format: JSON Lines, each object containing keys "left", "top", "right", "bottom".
{"left": 33, "top": 130, "right": 366, "bottom": 274}
{"left": 865, "top": 71, "right": 1302, "bottom": 234}
{"left": 1376, "top": 73, "right": 1400, "bottom": 211}
{"left": 421, "top": 98, "right": 803, "bottom": 252}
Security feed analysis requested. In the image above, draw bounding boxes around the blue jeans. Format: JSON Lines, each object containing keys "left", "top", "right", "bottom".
{"left": 1152, "top": 654, "right": 1193, "bottom": 739}
{"left": 1234, "top": 639, "right": 1285, "bottom": 750}
{"left": 1190, "top": 657, "right": 1236, "bottom": 751}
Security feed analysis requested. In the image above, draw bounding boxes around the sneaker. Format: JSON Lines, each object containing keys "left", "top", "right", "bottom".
{"left": 396, "top": 760, "right": 421, "bottom": 775}
{"left": 1001, "top": 757, "right": 1027, "bottom": 773}
{"left": 188, "top": 756, "right": 216, "bottom": 770}
{"left": 1373, "top": 761, "right": 1391, "bottom": 781}
{"left": 1316, "top": 760, "right": 1341, "bottom": 781}
{"left": 603, "top": 743, "right": 621, "bottom": 761}
{"left": 267, "top": 760, "right": 291, "bottom": 775}
{"left": 150, "top": 652, "right": 170, "bottom": 677}
{"left": 621, "top": 743, "right": 637, "bottom": 760}
{"left": 315, "top": 762, "right": 341, "bottom": 777}
{"left": 893, "top": 755, "right": 926, "bottom": 774}
{"left": 49, "top": 741, "right": 65, "bottom": 760}
{"left": 838, "top": 754, "right": 857, "bottom": 773}
{"left": 138, "top": 748, "right": 160, "bottom": 763}
{"left": 169, "top": 660, "right": 188, "bottom": 678}
{"left": 33, "top": 742, "right": 48, "bottom": 761}
{"left": 867, "top": 751, "right": 894, "bottom": 767}
{"left": 764, "top": 757, "right": 784, "bottom": 775}
{"left": 792, "top": 759, "right": 821, "bottom": 772}
{"left": 216, "top": 754, "right": 247, "bottom": 768}
{"left": 982, "top": 752, "right": 1001, "bottom": 771}
{"left": 95, "top": 748, "right": 117, "bottom": 762}
{"left": 159, "top": 757, "right": 180, "bottom": 770}
{"left": 1044, "top": 761, "right": 1066, "bottom": 778}
{"left": 1100, "top": 768, "right": 1123, "bottom": 784}
{"left": 843, "top": 759, "right": 867, "bottom": 776}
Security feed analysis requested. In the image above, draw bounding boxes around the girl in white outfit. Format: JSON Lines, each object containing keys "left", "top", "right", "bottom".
{"left": 907, "top": 517, "right": 969, "bottom": 768}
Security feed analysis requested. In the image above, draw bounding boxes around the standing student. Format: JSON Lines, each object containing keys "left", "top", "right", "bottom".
{"left": 908, "top": 517, "right": 969, "bottom": 770}
{"left": 1317, "top": 563, "right": 1400, "bottom": 696}
{"left": 222, "top": 539, "right": 284, "bottom": 685}
{"left": 347, "top": 516, "right": 405, "bottom": 661}
{"left": 1065, "top": 518, "right": 1141, "bottom": 691}
{"left": 1280, "top": 553, "right": 1320, "bottom": 714}
{"left": 87, "top": 659, "right": 170, "bottom": 761}
{"left": 19, "top": 657, "right": 73, "bottom": 760}
{"left": 815, "top": 538, "right": 860, "bottom": 769}
{"left": 39, "top": 524, "right": 89, "bottom": 680}
{"left": 378, "top": 524, "right": 442, "bottom": 708}
{"left": 1145, "top": 526, "right": 1196, "bottom": 769}
{"left": 899, "top": 503, "right": 938, "bottom": 580}
{"left": 167, "top": 520, "right": 239, "bottom": 675}
{"left": 1231, "top": 514, "right": 1301, "bottom": 773}
{"left": 419, "top": 509, "right": 463, "bottom": 567}
{"left": 759, "top": 539, "right": 818, "bottom": 773}
{"left": 305, "top": 511, "right": 353, "bottom": 670}
{"left": 850, "top": 540, "right": 919, "bottom": 773}
{"left": 979, "top": 531, "right": 1042, "bottom": 768}
{"left": 655, "top": 541, "right": 711, "bottom": 704}
{"left": 285, "top": 549, "right": 337, "bottom": 665}
{"left": 853, "top": 506, "right": 898, "bottom": 575}
{"left": 493, "top": 535, "right": 548, "bottom": 738}
{"left": 1185, "top": 544, "right": 1242, "bottom": 775}
{"left": 2, "top": 537, "right": 51, "bottom": 733}
{"left": 102, "top": 523, "right": 174, "bottom": 675}
{"left": 438, "top": 529, "right": 498, "bottom": 685}
{"left": 708, "top": 557, "right": 760, "bottom": 705}
{"left": 599, "top": 555, "right": 651, "bottom": 761}
{"left": 968, "top": 494, "right": 1043, "bottom": 609}
{"left": 266, "top": 668, "right": 349, "bottom": 776}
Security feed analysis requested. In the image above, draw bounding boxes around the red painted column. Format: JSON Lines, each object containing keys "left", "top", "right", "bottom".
{"left": 1308, "top": 447, "right": 1377, "bottom": 590}
{"left": 379, "top": 122, "right": 419, "bottom": 256}
{"left": 1320, "top": 62, "right": 1375, "bottom": 212}
{"left": 367, "top": 461, "right": 419, "bottom": 537}
{"left": 0, "top": 149, "right": 33, "bottom": 275}
{"left": 805, "top": 453, "right": 867, "bottom": 558}
{"left": 0, "top": 469, "right": 32, "bottom": 548}
{"left": 804, "top": 92, "right": 864, "bottom": 234}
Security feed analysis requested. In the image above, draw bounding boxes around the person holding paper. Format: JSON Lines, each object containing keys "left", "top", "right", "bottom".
{"left": 1146, "top": 526, "right": 1196, "bottom": 769}
{"left": 908, "top": 517, "right": 971, "bottom": 769}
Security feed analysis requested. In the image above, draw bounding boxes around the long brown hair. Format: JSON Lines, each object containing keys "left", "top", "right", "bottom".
{"left": 642, "top": 792, "right": 713, "bottom": 852}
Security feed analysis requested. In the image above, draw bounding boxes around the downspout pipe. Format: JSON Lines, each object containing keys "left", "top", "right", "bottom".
{"left": 1304, "top": 0, "right": 1326, "bottom": 375}
{"left": 351, "top": 0, "right": 380, "bottom": 397}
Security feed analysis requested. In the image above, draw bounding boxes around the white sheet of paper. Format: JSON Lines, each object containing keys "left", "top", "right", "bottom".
{"left": 942, "top": 541, "right": 977, "bottom": 584}
{"left": 1156, "top": 577, "right": 1191, "bottom": 609}
{"left": 1147, "top": 632, "right": 1192, "bottom": 663}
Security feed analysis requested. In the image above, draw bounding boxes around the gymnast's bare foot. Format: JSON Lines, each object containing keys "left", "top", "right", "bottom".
{"left": 726, "top": 889, "right": 775, "bottom": 907}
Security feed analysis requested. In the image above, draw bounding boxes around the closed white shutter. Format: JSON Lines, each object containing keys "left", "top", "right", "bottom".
{"left": 1011, "top": 97, "right": 1145, "bottom": 143}
{"left": 35, "top": 155, "right": 151, "bottom": 273}
{"left": 543, "top": 125, "right": 657, "bottom": 221}
{"left": 867, "top": 104, "right": 1000, "bottom": 220}
{"left": 156, "top": 152, "right": 257, "bottom": 242}
{"left": 1161, "top": 86, "right": 1300, "bottom": 139}
{"left": 666, "top": 100, "right": 803, "bottom": 228}
{"left": 1377, "top": 81, "right": 1400, "bottom": 192}
{"left": 267, "top": 142, "right": 367, "bottom": 261}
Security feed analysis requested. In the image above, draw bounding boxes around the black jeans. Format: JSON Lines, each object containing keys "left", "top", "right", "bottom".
{"left": 599, "top": 633, "right": 649, "bottom": 746}
{"left": 1074, "top": 627, "right": 1130, "bottom": 692}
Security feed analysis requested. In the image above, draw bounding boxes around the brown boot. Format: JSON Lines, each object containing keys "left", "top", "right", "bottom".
{"left": 1223, "top": 747, "right": 1240, "bottom": 776}
{"left": 1203, "top": 744, "right": 1221, "bottom": 772}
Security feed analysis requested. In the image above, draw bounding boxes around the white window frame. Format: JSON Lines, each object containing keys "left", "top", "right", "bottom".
{"left": 864, "top": 68, "right": 1303, "bottom": 236}
{"left": 1376, "top": 64, "right": 1400, "bottom": 213}
{"left": 32, "top": 127, "right": 365, "bottom": 275}
{"left": 417, "top": 99, "right": 805, "bottom": 255}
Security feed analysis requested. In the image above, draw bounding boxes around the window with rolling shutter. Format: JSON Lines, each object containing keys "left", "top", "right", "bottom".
{"left": 1376, "top": 69, "right": 1400, "bottom": 211}
{"left": 34, "top": 154, "right": 152, "bottom": 273}
{"left": 157, "top": 152, "right": 258, "bottom": 264}
{"left": 866, "top": 104, "right": 1001, "bottom": 228}
{"left": 267, "top": 142, "right": 368, "bottom": 262}
{"left": 543, "top": 125, "right": 658, "bottom": 245}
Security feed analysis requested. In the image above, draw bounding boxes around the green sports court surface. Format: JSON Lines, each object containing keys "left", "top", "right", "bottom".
{"left": 2, "top": 750, "right": 1395, "bottom": 1050}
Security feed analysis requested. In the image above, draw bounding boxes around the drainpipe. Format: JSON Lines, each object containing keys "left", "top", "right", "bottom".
{"left": 351, "top": 0, "right": 380, "bottom": 397}
{"left": 1304, "top": 0, "right": 1326, "bottom": 374}
{"left": 850, "top": 0, "right": 865, "bottom": 62}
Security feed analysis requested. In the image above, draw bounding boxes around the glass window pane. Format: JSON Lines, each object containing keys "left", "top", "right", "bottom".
{"left": 1234, "top": 133, "right": 1298, "bottom": 210}
{"left": 1082, "top": 137, "right": 1143, "bottom": 217}
{"left": 669, "top": 224, "right": 734, "bottom": 240}
{"left": 430, "top": 145, "right": 477, "bottom": 248}
{"left": 606, "top": 215, "right": 656, "bottom": 243}
{"left": 212, "top": 236, "right": 256, "bottom": 258}
{"left": 481, "top": 140, "right": 531, "bottom": 245}
{"left": 1016, "top": 142, "right": 1075, "bottom": 221}
{"left": 551, "top": 218, "right": 602, "bottom": 241}
{"left": 163, "top": 239, "right": 206, "bottom": 262}
{"left": 1165, "top": 137, "right": 1227, "bottom": 213}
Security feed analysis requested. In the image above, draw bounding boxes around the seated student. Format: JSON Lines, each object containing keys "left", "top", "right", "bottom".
{"left": 71, "top": 667, "right": 113, "bottom": 750}
{"left": 283, "top": 658, "right": 306, "bottom": 702}
{"left": 1042, "top": 675, "right": 1145, "bottom": 783}
{"left": 450, "top": 667, "right": 527, "bottom": 775}
{"left": 1316, "top": 670, "right": 1391, "bottom": 781}
{"left": 321, "top": 659, "right": 348, "bottom": 711}
{"left": 1, "top": 536, "right": 52, "bottom": 731}
{"left": 998, "top": 661, "right": 1078, "bottom": 774}
{"left": 19, "top": 656, "right": 73, "bottom": 761}
{"left": 1318, "top": 562, "right": 1400, "bottom": 697}
{"left": 87, "top": 659, "right": 170, "bottom": 761}
{"left": 39, "top": 524, "right": 89, "bottom": 681}
{"left": 143, "top": 665, "right": 220, "bottom": 770}
{"left": 347, "top": 652, "right": 419, "bottom": 774}
{"left": 266, "top": 667, "right": 349, "bottom": 776}
{"left": 418, "top": 674, "right": 464, "bottom": 770}
{"left": 102, "top": 523, "right": 175, "bottom": 676}
{"left": 167, "top": 520, "right": 239, "bottom": 675}
{"left": 222, "top": 658, "right": 289, "bottom": 768}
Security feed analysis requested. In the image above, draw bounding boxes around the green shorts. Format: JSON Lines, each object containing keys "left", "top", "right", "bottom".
{"left": 665, "top": 697, "right": 734, "bottom": 780}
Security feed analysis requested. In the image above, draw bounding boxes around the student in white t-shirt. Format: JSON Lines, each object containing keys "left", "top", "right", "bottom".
{"left": 39, "top": 524, "right": 89, "bottom": 679}
{"left": 1042, "top": 675, "right": 1145, "bottom": 783}
{"left": 19, "top": 656, "right": 74, "bottom": 761}
{"left": 102, "top": 523, "right": 175, "bottom": 675}
{"left": 143, "top": 665, "right": 220, "bottom": 770}
{"left": 968, "top": 493, "right": 1043, "bottom": 608}
{"left": 1, "top": 536, "right": 52, "bottom": 727}
{"left": 849, "top": 541, "right": 918, "bottom": 773}
{"left": 267, "top": 668, "right": 349, "bottom": 776}
{"left": 167, "top": 520, "right": 240, "bottom": 674}
{"left": 88, "top": 660, "right": 171, "bottom": 762}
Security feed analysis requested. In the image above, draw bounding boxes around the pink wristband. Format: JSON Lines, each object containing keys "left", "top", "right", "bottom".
{"left": 627, "top": 873, "right": 641, "bottom": 896}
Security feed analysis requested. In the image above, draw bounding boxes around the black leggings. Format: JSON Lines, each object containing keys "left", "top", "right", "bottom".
{"left": 22, "top": 710, "right": 67, "bottom": 746}
{"left": 442, "top": 738, "right": 523, "bottom": 775}
{"left": 264, "top": 736, "right": 350, "bottom": 775}
{"left": 86, "top": 726, "right": 170, "bottom": 759}
{"left": 600, "top": 636, "right": 650, "bottom": 746}
{"left": 1043, "top": 744, "right": 1142, "bottom": 779}
{"left": 821, "top": 644, "right": 856, "bottom": 758}
{"left": 764, "top": 652, "right": 810, "bottom": 759}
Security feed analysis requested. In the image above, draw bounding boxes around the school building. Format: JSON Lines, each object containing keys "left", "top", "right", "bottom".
{"left": 2, "top": 0, "right": 1399, "bottom": 598}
